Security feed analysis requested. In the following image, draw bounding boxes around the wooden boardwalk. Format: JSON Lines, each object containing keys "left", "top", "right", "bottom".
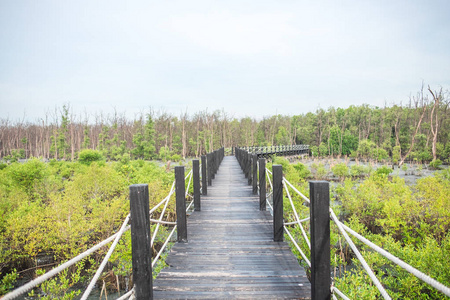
{"left": 153, "top": 156, "right": 311, "bottom": 299}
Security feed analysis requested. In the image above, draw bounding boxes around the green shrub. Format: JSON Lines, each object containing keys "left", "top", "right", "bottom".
{"left": 0, "top": 269, "right": 18, "bottom": 295}
{"left": 310, "top": 145, "right": 319, "bottom": 157}
{"left": 292, "top": 162, "right": 311, "bottom": 179}
{"left": 350, "top": 165, "right": 366, "bottom": 177}
{"left": 8, "top": 158, "right": 47, "bottom": 196}
{"left": 429, "top": 159, "right": 442, "bottom": 170}
{"left": 78, "top": 149, "right": 104, "bottom": 165}
{"left": 375, "top": 165, "right": 393, "bottom": 177}
{"left": 310, "top": 162, "right": 327, "bottom": 180}
{"left": 0, "top": 163, "right": 7, "bottom": 170}
{"left": 331, "top": 163, "right": 349, "bottom": 181}
{"left": 171, "top": 154, "right": 181, "bottom": 162}
{"left": 374, "top": 148, "right": 389, "bottom": 161}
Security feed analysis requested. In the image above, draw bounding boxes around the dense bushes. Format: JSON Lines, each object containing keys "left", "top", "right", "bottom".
{"left": 281, "top": 159, "right": 450, "bottom": 299}
{"left": 0, "top": 158, "right": 175, "bottom": 296}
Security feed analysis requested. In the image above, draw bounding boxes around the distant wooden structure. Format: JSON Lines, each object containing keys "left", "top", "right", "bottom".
{"left": 239, "top": 144, "right": 309, "bottom": 158}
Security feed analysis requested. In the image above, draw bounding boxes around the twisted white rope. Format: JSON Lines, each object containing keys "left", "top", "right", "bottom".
{"left": 151, "top": 185, "right": 174, "bottom": 247}
{"left": 184, "top": 169, "right": 192, "bottom": 181}
{"left": 150, "top": 219, "right": 176, "bottom": 225}
{"left": 186, "top": 200, "right": 194, "bottom": 212}
{"left": 81, "top": 214, "right": 131, "bottom": 300}
{"left": 2, "top": 229, "right": 125, "bottom": 300}
{"left": 283, "top": 180, "right": 310, "bottom": 249}
{"left": 283, "top": 217, "right": 310, "bottom": 226}
{"left": 340, "top": 222, "right": 450, "bottom": 297}
{"left": 149, "top": 181, "right": 175, "bottom": 215}
{"left": 332, "top": 286, "right": 351, "bottom": 300}
{"left": 283, "top": 178, "right": 310, "bottom": 203}
{"left": 330, "top": 209, "right": 391, "bottom": 300}
{"left": 152, "top": 226, "right": 177, "bottom": 268}
{"left": 266, "top": 168, "right": 273, "bottom": 192}
{"left": 284, "top": 226, "right": 311, "bottom": 267}
{"left": 185, "top": 169, "right": 193, "bottom": 197}
{"left": 115, "top": 288, "right": 134, "bottom": 300}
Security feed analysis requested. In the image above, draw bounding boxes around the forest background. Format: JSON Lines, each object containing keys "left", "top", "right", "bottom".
{"left": 1, "top": 87, "right": 449, "bottom": 165}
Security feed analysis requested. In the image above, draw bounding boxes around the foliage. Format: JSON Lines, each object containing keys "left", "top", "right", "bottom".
{"left": 0, "top": 157, "right": 174, "bottom": 296}
{"left": 357, "top": 139, "right": 376, "bottom": 159}
{"left": 292, "top": 162, "right": 311, "bottom": 179}
{"left": 28, "top": 263, "right": 83, "bottom": 300}
{"left": 282, "top": 158, "right": 450, "bottom": 299}
{"left": 78, "top": 149, "right": 105, "bottom": 165}
{"left": 310, "top": 162, "right": 327, "bottom": 180}
{"left": 375, "top": 165, "right": 393, "bottom": 177}
{"left": 350, "top": 164, "right": 372, "bottom": 177}
{"left": 0, "top": 269, "right": 18, "bottom": 295}
{"left": 8, "top": 158, "right": 48, "bottom": 197}
{"left": 132, "top": 114, "right": 156, "bottom": 160}
{"left": 429, "top": 159, "right": 442, "bottom": 170}
{"left": 331, "top": 163, "right": 349, "bottom": 181}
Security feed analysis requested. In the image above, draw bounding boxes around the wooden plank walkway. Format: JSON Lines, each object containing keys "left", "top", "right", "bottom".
{"left": 153, "top": 156, "right": 311, "bottom": 299}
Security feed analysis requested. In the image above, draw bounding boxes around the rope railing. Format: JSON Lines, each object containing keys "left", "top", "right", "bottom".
{"left": 80, "top": 214, "right": 132, "bottom": 300}
{"left": 116, "top": 289, "right": 135, "bottom": 300}
{"left": 277, "top": 173, "right": 450, "bottom": 299}
{"left": 282, "top": 179, "right": 310, "bottom": 249}
{"left": 2, "top": 230, "right": 124, "bottom": 300}
{"left": 240, "top": 144, "right": 309, "bottom": 155}
{"left": 3, "top": 167, "right": 194, "bottom": 300}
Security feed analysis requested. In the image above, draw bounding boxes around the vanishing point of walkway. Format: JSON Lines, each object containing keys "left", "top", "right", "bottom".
{"left": 153, "top": 156, "right": 311, "bottom": 299}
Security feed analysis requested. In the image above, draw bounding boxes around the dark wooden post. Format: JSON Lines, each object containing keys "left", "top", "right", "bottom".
{"left": 243, "top": 151, "right": 248, "bottom": 178}
{"left": 207, "top": 153, "right": 212, "bottom": 186}
{"left": 129, "top": 184, "right": 153, "bottom": 299}
{"left": 211, "top": 151, "right": 216, "bottom": 179}
{"left": 272, "top": 165, "right": 283, "bottom": 242}
{"left": 247, "top": 153, "right": 252, "bottom": 185}
{"left": 310, "top": 181, "right": 331, "bottom": 300}
{"left": 193, "top": 159, "right": 200, "bottom": 211}
{"left": 259, "top": 158, "right": 266, "bottom": 211}
{"left": 201, "top": 155, "right": 207, "bottom": 195}
{"left": 252, "top": 154, "right": 258, "bottom": 195}
{"left": 175, "top": 166, "right": 187, "bottom": 242}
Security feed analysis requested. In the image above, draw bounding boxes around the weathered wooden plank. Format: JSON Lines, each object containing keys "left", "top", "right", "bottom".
{"left": 153, "top": 156, "right": 311, "bottom": 299}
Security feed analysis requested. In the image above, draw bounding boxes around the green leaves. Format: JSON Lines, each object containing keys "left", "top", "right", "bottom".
{"left": 78, "top": 149, "right": 105, "bottom": 166}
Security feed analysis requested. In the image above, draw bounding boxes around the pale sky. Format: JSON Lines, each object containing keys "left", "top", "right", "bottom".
{"left": 1, "top": 0, "right": 449, "bottom": 122}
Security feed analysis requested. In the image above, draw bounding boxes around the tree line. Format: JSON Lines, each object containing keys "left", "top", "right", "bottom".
{"left": 1, "top": 86, "right": 449, "bottom": 165}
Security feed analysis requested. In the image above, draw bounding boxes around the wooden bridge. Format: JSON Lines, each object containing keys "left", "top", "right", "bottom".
{"left": 152, "top": 156, "right": 311, "bottom": 299}
{"left": 5, "top": 146, "right": 450, "bottom": 300}
{"left": 237, "top": 145, "right": 309, "bottom": 158}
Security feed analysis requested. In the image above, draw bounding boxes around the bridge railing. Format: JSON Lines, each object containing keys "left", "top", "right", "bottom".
{"left": 236, "top": 147, "right": 450, "bottom": 300}
{"left": 236, "top": 144, "right": 309, "bottom": 157}
{"left": 3, "top": 148, "right": 225, "bottom": 300}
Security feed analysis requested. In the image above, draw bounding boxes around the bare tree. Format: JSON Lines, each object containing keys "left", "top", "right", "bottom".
{"left": 428, "top": 86, "right": 442, "bottom": 161}
{"left": 399, "top": 88, "right": 427, "bottom": 166}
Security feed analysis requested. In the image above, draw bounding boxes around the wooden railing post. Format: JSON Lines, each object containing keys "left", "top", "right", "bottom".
{"left": 310, "top": 181, "right": 331, "bottom": 300}
{"left": 247, "top": 153, "right": 252, "bottom": 185}
{"left": 129, "top": 184, "right": 153, "bottom": 299}
{"left": 201, "top": 155, "right": 207, "bottom": 195}
{"left": 252, "top": 154, "right": 258, "bottom": 195}
{"left": 211, "top": 151, "right": 216, "bottom": 179}
{"left": 175, "top": 166, "right": 187, "bottom": 242}
{"left": 215, "top": 150, "right": 219, "bottom": 173}
{"left": 259, "top": 158, "right": 266, "bottom": 211}
{"left": 193, "top": 159, "right": 200, "bottom": 211}
{"left": 207, "top": 153, "right": 212, "bottom": 186}
{"left": 272, "top": 165, "right": 283, "bottom": 242}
